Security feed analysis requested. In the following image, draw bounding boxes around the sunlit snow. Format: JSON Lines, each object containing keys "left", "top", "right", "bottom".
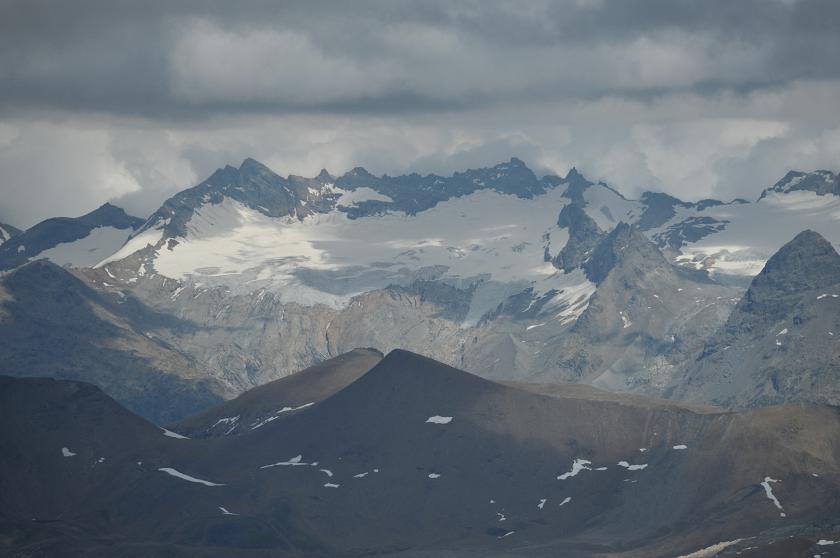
{"left": 162, "top": 428, "right": 189, "bottom": 439}
{"left": 760, "top": 477, "right": 786, "bottom": 517}
{"left": 158, "top": 467, "right": 224, "bottom": 486}
{"left": 617, "top": 461, "right": 648, "bottom": 471}
{"left": 557, "top": 458, "right": 592, "bottom": 480}
{"left": 38, "top": 226, "right": 134, "bottom": 268}
{"left": 116, "top": 189, "right": 595, "bottom": 325}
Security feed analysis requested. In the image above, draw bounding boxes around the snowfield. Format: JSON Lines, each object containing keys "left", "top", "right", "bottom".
{"left": 100, "top": 188, "right": 596, "bottom": 326}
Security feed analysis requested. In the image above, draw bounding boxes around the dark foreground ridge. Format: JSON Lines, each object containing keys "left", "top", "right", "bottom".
{"left": 2, "top": 349, "right": 840, "bottom": 557}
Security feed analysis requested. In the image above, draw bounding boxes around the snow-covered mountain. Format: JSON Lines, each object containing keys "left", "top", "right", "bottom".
{"left": 0, "top": 203, "right": 144, "bottom": 271}
{"left": 100, "top": 160, "right": 840, "bottom": 302}
{"left": 75, "top": 159, "right": 839, "bottom": 401}
{"left": 100, "top": 158, "right": 589, "bottom": 325}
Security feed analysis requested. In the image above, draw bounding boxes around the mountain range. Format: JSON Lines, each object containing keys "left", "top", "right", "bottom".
{"left": 2, "top": 350, "right": 839, "bottom": 557}
{"left": 0, "top": 158, "right": 838, "bottom": 422}
{"left": 1, "top": 156, "right": 839, "bottom": 556}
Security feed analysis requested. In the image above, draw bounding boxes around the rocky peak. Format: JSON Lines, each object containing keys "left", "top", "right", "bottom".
{"left": 335, "top": 166, "right": 381, "bottom": 189}
{"left": 744, "top": 230, "right": 840, "bottom": 302}
{"left": 0, "top": 221, "right": 22, "bottom": 244}
{"left": 759, "top": 169, "right": 840, "bottom": 199}
{"left": 636, "top": 192, "right": 690, "bottom": 231}
{"left": 552, "top": 203, "right": 604, "bottom": 273}
{"left": 583, "top": 222, "right": 668, "bottom": 284}
{"left": 237, "top": 157, "right": 277, "bottom": 180}
{"left": 561, "top": 167, "right": 594, "bottom": 203}
{"left": 315, "top": 168, "right": 333, "bottom": 182}
{"left": 80, "top": 203, "right": 144, "bottom": 230}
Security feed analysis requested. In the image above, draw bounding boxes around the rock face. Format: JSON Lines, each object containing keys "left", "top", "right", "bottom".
{"left": 2, "top": 350, "right": 840, "bottom": 557}
{"left": 551, "top": 203, "right": 604, "bottom": 273}
{"left": 3, "top": 159, "right": 840, "bottom": 423}
{"left": 0, "top": 203, "right": 143, "bottom": 270}
{"left": 529, "top": 223, "right": 738, "bottom": 393}
{"left": 0, "top": 261, "right": 226, "bottom": 423}
{"left": 0, "top": 221, "right": 21, "bottom": 245}
{"left": 759, "top": 169, "right": 840, "bottom": 199}
{"left": 672, "top": 230, "right": 840, "bottom": 407}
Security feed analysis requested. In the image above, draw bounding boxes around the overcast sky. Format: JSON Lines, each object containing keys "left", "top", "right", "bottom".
{"left": 1, "top": 0, "right": 839, "bottom": 227}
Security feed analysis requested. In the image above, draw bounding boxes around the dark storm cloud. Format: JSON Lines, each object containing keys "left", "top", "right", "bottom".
{"left": 1, "top": 0, "right": 839, "bottom": 118}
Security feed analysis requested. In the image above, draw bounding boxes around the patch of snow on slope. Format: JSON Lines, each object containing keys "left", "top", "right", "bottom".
{"left": 582, "top": 184, "right": 642, "bottom": 231}
{"left": 673, "top": 444, "right": 688, "bottom": 450}
{"left": 760, "top": 476, "right": 786, "bottom": 517}
{"left": 428, "top": 473, "right": 441, "bottom": 479}
{"left": 557, "top": 458, "right": 592, "bottom": 480}
{"left": 675, "top": 539, "right": 744, "bottom": 558}
{"left": 158, "top": 467, "right": 224, "bottom": 486}
{"left": 260, "top": 455, "right": 312, "bottom": 468}
{"left": 96, "top": 225, "right": 164, "bottom": 267}
{"left": 277, "top": 402, "right": 315, "bottom": 414}
{"left": 558, "top": 496, "right": 572, "bottom": 507}
{"left": 37, "top": 226, "right": 135, "bottom": 268}
{"left": 162, "top": 428, "right": 189, "bottom": 439}
{"left": 210, "top": 415, "right": 240, "bottom": 435}
{"left": 0, "top": 225, "right": 14, "bottom": 244}
{"left": 61, "top": 447, "right": 76, "bottom": 457}
{"left": 617, "top": 461, "right": 648, "bottom": 471}
{"left": 219, "top": 506, "right": 238, "bottom": 515}
{"left": 620, "top": 311, "right": 632, "bottom": 329}
{"left": 426, "top": 416, "right": 453, "bottom": 424}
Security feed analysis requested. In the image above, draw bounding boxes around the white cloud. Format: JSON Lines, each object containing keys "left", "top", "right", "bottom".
{"left": 2, "top": 80, "right": 839, "bottom": 228}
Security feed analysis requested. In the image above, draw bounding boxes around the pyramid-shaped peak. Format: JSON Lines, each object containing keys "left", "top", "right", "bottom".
{"left": 348, "top": 166, "right": 374, "bottom": 177}
{"left": 749, "top": 229, "right": 840, "bottom": 295}
{"left": 238, "top": 157, "right": 274, "bottom": 175}
{"left": 352, "top": 349, "right": 497, "bottom": 393}
{"left": 584, "top": 222, "right": 667, "bottom": 284}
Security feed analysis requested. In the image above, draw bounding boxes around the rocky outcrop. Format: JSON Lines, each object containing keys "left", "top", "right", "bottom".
{"left": 672, "top": 230, "right": 840, "bottom": 407}
{"left": 759, "top": 169, "right": 840, "bottom": 199}
{"left": 552, "top": 203, "right": 604, "bottom": 273}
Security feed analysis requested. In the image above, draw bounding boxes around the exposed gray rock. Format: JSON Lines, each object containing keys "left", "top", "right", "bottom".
{"left": 552, "top": 203, "right": 604, "bottom": 273}
{"left": 672, "top": 230, "right": 840, "bottom": 407}
{"left": 759, "top": 169, "right": 840, "bottom": 199}
{"left": 526, "top": 223, "right": 739, "bottom": 393}
{"left": 0, "top": 260, "right": 226, "bottom": 423}
{"left": 0, "top": 221, "right": 21, "bottom": 245}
